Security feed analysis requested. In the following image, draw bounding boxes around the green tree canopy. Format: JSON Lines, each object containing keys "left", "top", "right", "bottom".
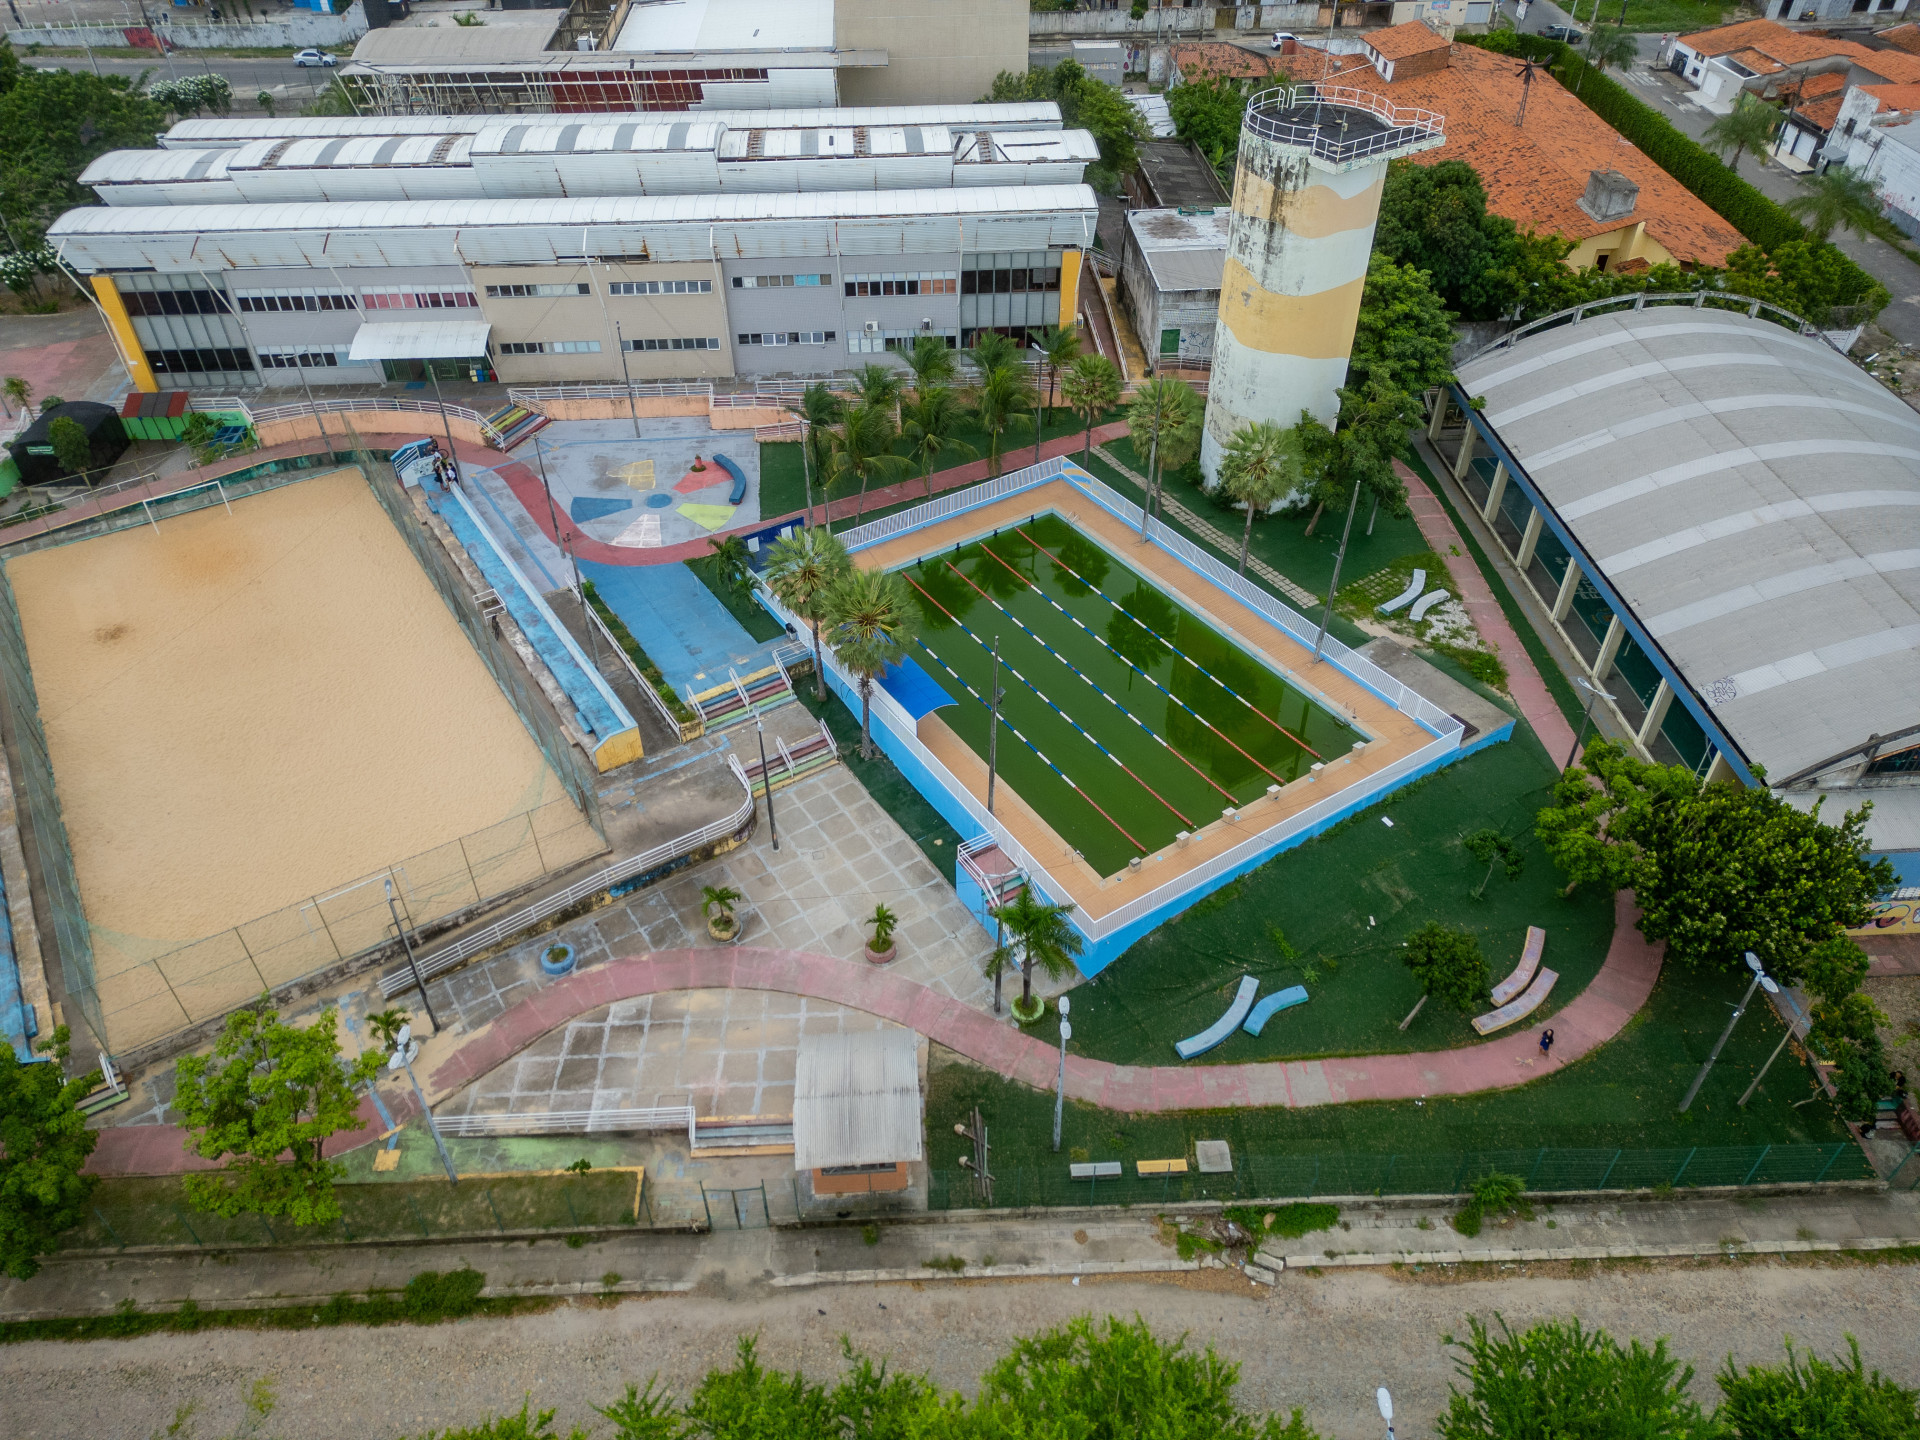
{"left": 1402, "top": 921, "right": 1492, "bottom": 1014}
{"left": 1782, "top": 166, "right": 1885, "bottom": 246}
{"left": 1061, "top": 351, "right": 1122, "bottom": 467}
{"left": 1168, "top": 71, "right": 1249, "bottom": 182}
{"left": 1703, "top": 93, "right": 1780, "bottom": 175}
{"left": 0, "top": 46, "right": 169, "bottom": 246}
{"left": 1290, "top": 381, "right": 1418, "bottom": 537}
{"left": 988, "top": 882, "right": 1086, "bottom": 1015}
{"left": 1217, "top": 419, "right": 1299, "bottom": 574}
{"left": 823, "top": 565, "right": 918, "bottom": 759}
{"left": 0, "top": 1027, "right": 98, "bottom": 1279}
{"left": 47, "top": 415, "right": 91, "bottom": 476}
{"left": 173, "top": 1002, "right": 382, "bottom": 1227}
{"left": 1718, "top": 1335, "right": 1920, "bottom": 1439}
{"left": 763, "top": 526, "right": 852, "bottom": 700}
{"left": 1349, "top": 252, "right": 1457, "bottom": 394}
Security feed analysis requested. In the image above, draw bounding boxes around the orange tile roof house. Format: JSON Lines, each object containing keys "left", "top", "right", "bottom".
{"left": 1666, "top": 18, "right": 1920, "bottom": 110}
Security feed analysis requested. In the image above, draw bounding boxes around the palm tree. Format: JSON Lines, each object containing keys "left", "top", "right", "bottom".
{"left": 901, "top": 385, "right": 978, "bottom": 498}
{"left": 1218, "top": 421, "right": 1296, "bottom": 575}
{"left": 1587, "top": 25, "right": 1637, "bottom": 73}
{"left": 1, "top": 376, "right": 31, "bottom": 419}
{"left": 762, "top": 527, "right": 852, "bottom": 699}
{"left": 967, "top": 329, "right": 1021, "bottom": 382}
{"left": 1126, "top": 376, "right": 1203, "bottom": 539}
{"left": 1703, "top": 93, "right": 1779, "bottom": 174}
{"left": 987, "top": 882, "right": 1084, "bottom": 1018}
{"left": 704, "top": 534, "right": 754, "bottom": 595}
{"left": 853, "top": 362, "right": 905, "bottom": 413}
{"left": 1031, "top": 323, "right": 1083, "bottom": 430}
{"left": 903, "top": 333, "right": 958, "bottom": 397}
{"left": 787, "top": 383, "right": 842, "bottom": 528}
{"left": 824, "top": 401, "right": 910, "bottom": 524}
{"left": 1786, "top": 165, "right": 1884, "bottom": 243}
{"left": 973, "top": 364, "right": 1035, "bottom": 478}
{"left": 823, "top": 565, "right": 919, "bottom": 759}
{"left": 1060, "top": 353, "right": 1122, "bottom": 468}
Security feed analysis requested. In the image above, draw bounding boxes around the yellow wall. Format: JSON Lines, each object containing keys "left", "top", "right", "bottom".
{"left": 91, "top": 276, "right": 156, "bottom": 393}
{"left": 1058, "top": 248, "right": 1083, "bottom": 333}
{"left": 1566, "top": 221, "right": 1674, "bottom": 273}
{"left": 594, "top": 728, "right": 645, "bottom": 770}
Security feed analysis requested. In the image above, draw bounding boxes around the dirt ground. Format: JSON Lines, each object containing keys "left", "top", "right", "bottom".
{"left": 1868, "top": 974, "right": 1920, "bottom": 1086}
{"left": 4, "top": 1259, "right": 1914, "bottom": 1440}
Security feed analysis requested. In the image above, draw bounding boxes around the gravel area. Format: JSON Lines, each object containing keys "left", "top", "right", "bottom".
{"left": 4, "top": 1260, "right": 1916, "bottom": 1440}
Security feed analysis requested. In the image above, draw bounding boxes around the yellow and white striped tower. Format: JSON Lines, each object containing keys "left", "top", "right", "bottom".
{"left": 1200, "top": 86, "right": 1445, "bottom": 487}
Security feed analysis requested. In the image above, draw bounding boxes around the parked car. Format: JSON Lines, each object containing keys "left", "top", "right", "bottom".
{"left": 293, "top": 48, "right": 336, "bottom": 66}
{"left": 1537, "top": 24, "right": 1585, "bottom": 43}
{"left": 1270, "top": 30, "right": 1298, "bottom": 48}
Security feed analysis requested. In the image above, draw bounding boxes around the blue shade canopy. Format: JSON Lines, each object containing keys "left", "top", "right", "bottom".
{"left": 878, "top": 656, "right": 955, "bottom": 721}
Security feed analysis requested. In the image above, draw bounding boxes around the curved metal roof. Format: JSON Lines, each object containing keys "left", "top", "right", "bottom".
{"left": 1456, "top": 307, "right": 1920, "bottom": 782}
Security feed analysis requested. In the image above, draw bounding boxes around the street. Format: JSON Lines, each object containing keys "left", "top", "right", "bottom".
{"left": 26, "top": 51, "right": 337, "bottom": 111}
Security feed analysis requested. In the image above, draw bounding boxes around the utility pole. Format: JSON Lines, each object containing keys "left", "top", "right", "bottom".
{"left": 613, "top": 318, "right": 640, "bottom": 439}
{"left": 1679, "top": 953, "right": 1778, "bottom": 1113}
{"left": 389, "top": 1026, "right": 458, "bottom": 1187}
{"left": 1312, "top": 475, "right": 1363, "bottom": 663}
{"left": 385, "top": 878, "right": 439, "bottom": 1033}
{"left": 985, "top": 634, "right": 1004, "bottom": 814}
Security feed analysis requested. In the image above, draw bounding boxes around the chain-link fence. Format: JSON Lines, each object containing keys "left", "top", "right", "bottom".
{"left": 929, "top": 1142, "right": 1873, "bottom": 1210}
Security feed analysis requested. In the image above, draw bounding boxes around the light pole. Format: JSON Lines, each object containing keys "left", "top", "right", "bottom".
{"left": 389, "top": 1025, "right": 458, "bottom": 1186}
{"left": 1565, "top": 674, "right": 1617, "bottom": 769}
{"left": 385, "top": 877, "right": 439, "bottom": 1033}
{"left": 1679, "top": 952, "right": 1779, "bottom": 1113}
{"left": 427, "top": 362, "right": 464, "bottom": 491}
{"left": 1377, "top": 1388, "right": 1396, "bottom": 1440}
{"left": 1738, "top": 1007, "right": 1800, "bottom": 1110}
{"left": 985, "top": 634, "right": 1004, "bottom": 815}
{"left": 1052, "top": 994, "right": 1071, "bottom": 1153}
{"left": 754, "top": 713, "right": 779, "bottom": 851}
{"left": 613, "top": 318, "right": 641, "bottom": 439}
{"left": 1312, "top": 475, "right": 1364, "bottom": 664}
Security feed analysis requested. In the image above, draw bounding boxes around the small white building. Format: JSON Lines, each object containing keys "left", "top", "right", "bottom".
{"left": 1831, "top": 82, "right": 1920, "bottom": 234}
{"left": 1117, "top": 207, "right": 1228, "bottom": 372}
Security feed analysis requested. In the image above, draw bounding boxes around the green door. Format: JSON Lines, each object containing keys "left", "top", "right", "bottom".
{"left": 1159, "top": 327, "right": 1181, "bottom": 356}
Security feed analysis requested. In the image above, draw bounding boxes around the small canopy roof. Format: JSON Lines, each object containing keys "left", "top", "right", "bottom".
{"left": 877, "top": 656, "right": 955, "bottom": 722}
{"left": 793, "top": 1028, "right": 923, "bottom": 1172}
{"left": 347, "top": 320, "right": 492, "bottom": 362}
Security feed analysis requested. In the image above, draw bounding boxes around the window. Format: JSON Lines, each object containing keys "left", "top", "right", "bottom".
{"left": 499, "top": 339, "right": 603, "bottom": 355}
{"left": 849, "top": 329, "right": 957, "bottom": 354}
{"left": 842, "top": 272, "right": 958, "bottom": 297}
{"left": 737, "top": 331, "right": 835, "bottom": 347}
{"left": 120, "top": 287, "right": 231, "bottom": 317}
{"left": 485, "top": 283, "right": 592, "bottom": 298}
{"left": 731, "top": 273, "right": 831, "bottom": 289}
{"left": 959, "top": 265, "right": 1060, "bottom": 295}
{"left": 610, "top": 279, "right": 713, "bottom": 295}
{"left": 1867, "top": 744, "right": 1920, "bottom": 776}
{"left": 624, "top": 336, "right": 720, "bottom": 351}
{"left": 360, "top": 288, "right": 479, "bottom": 310}
{"left": 234, "top": 289, "right": 357, "bottom": 313}
{"left": 257, "top": 346, "right": 350, "bottom": 368}
{"left": 147, "top": 346, "right": 253, "bottom": 374}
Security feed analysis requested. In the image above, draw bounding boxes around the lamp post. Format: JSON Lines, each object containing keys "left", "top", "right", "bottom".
{"left": 613, "top": 318, "right": 641, "bottom": 439}
{"left": 754, "top": 713, "right": 779, "bottom": 851}
{"left": 1680, "top": 952, "right": 1779, "bottom": 1113}
{"left": 985, "top": 634, "right": 1004, "bottom": 815}
{"left": 1377, "top": 1388, "right": 1396, "bottom": 1440}
{"left": 1052, "top": 994, "right": 1071, "bottom": 1153}
{"left": 385, "top": 877, "right": 439, "bottom": 1033}
{"left": 427, "top": 362, "right": 464, "bottom": 491}
{"left": 1312, "top": 475, "right": 1364, "bottom": 664}
{"left": 389, "top": 1025, "right": 458, "bottom": 1186}
{"left": 1565, "top": 674, "right": 1616, "bottom": 769}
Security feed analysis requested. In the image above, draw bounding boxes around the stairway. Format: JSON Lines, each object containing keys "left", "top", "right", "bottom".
{"left": 688, "top": 661, "right": 796, "bottom": 732}
{"left": 692, "top": 1115, "right": 794, "bottom": 1155}
{"left": 740, "top": 717, "right": 839, "bottom": 796}
{"left": 483, "top": 403, "right": 550, "bottom": 452}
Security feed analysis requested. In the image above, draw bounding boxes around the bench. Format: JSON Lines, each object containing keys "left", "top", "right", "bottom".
{"left": 1243, "top": 984, "right": 1308, "bottom": 1037}
{"left": 1472, "top": 967, "right": 1559, "bottom": 1035}
{"left": 713, "top": 452, "right": 749, "bottom": 504}
{"left": 1378, "top": 568, "right": 1426, "bottom": 615}
{"left": 1070, "top": 1161, "right": 1123, "bottom": 1180}
{"left": 1175, "top": 975, "right": 1258, "bottom": 1059}
{"left": 1136, "top": 1158, "right": 1189, "bottom": 1176}
{"left": 1407, "top": 589, "right": 1450, "bottom": 622}
{"left": 1491, "top": 926, "right": 1547, "bottom": 1006}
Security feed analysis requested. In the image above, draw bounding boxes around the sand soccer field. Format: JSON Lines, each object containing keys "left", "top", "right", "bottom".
{"left": 6, "top": 467, "right": 600, "bottom": 1052}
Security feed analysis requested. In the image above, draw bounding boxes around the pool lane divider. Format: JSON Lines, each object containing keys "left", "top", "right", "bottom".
{"left": 1011, "top": 526, "right": 1326, "bottom": 762}
{"left": 935, "top": 557, "right": 1236, "bottom": 808}
{"left": 910, "top": 636, "right": 1151, "bottom": 858}
{"left": 952, "top": 548, "right": 1291, "bottom": 791}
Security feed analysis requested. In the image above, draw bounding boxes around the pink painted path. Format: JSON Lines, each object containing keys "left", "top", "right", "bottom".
{"left": 84, "top": 1092, "right": 420, "bottom": 1179}
{"left": 1397, "top": 458, "right": 1576, "bottom": 763}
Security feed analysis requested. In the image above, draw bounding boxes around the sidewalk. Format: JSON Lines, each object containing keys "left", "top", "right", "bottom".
{"left": 5, "top": 1186, "right": 1915, "bottom": 1320}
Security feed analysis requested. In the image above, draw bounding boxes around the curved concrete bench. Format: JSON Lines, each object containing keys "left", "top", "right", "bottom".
{"left": 1378, "top": 568, "right": 1426, "bottom": 615}
{"left": 1473, "top": 967, "right": 1559, "bottom": 1035}
{"left": 713, "top": 452, "right": 748, "bottom": 504}
{"left": 1408, "top": 589, "right": 1450, "bottom": 622}
{"left": 1176, "top": 975, "right": 1258, "bottom": 1059}
{"left": 1242, "top": 984, "right": 1309, "bottom": 1036}
{"left": 1491, "top": 926, "right": 1547, "bottom": 1007}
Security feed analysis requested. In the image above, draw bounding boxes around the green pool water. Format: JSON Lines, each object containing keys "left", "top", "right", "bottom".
{"left": 903, "top": 513, "right": 1357, "bottom": 876}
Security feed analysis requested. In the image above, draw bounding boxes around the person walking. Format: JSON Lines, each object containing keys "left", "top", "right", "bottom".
{"left": 1539, "top": 1027, "right": 1555, "bottom": 1059}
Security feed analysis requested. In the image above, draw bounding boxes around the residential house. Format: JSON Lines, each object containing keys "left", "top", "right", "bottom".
{"left": 1664, "top": 18, "right": 1920, "bottom": 111}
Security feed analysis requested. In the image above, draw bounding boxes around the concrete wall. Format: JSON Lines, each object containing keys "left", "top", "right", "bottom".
{"left": 1029, "top": 7, "right": 1215, "bottom": 36}
{"left": 837, "top": 0, "right": 1029, "bottom": 106}
{"left": 10, "top": 2, "right": 366, "bottom": 49}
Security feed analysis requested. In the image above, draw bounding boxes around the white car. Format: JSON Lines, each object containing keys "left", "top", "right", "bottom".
{"left": 293, "top": 49, "right": 336, "bottom": 67}
{"left": 1270, "top": 31, "right": 1297, "bottom": 49}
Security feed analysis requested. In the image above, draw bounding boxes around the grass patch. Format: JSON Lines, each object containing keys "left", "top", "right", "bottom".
{"left": 758, "top": 441, "right": 811, "bottom": 522}
{"left": 1055, "top": 734, "right": 1612, "bottom": 1066}
{"left": 1225, "top": 1202, "right": 1339, "bottom": 1239}
{"left": 1605, "top": 0, "right": 1728, "bottom": 31}
{"left": 922, "top": 1254, "right": 967, "bottom": 1273}
{"left": 685, "top": 557, "right": 785, "bottom": 643}
{"left": 581, "top": 580, "right": 699, "bottom": 726}
{"left": 794, "top": 684, "right": 963, "bottom": 883}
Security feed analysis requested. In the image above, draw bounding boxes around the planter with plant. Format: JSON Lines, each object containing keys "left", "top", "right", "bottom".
{"left": 864, "top": 904, "right": 898, "bottom": 965}
{"left": 541, "top": 943, "right": 576, "bottom": 976}
{"left": 702, "top": 884, "right": 743, "bottom": 942}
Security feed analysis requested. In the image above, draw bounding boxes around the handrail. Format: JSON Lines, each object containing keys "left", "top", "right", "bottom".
{"left": 379, "top": 753, "right": 755, "bottom": 993}
{"left": 243, "top": 396, "right": 506, "bottom": 448}
{"left": 435, "top": 1105, "right": 696, "bottom": 1138}
{"left": 506, "top": 382, "right": 712, "bottom": 403}
{"left": 1242, "top": 84, "right": 1445, "bottom": 164}
{"left": 1465, "top": 289, "right": 1847, "bottom": 362}
{"left": 583, "top": 598, "right": 699, "bottom": 741}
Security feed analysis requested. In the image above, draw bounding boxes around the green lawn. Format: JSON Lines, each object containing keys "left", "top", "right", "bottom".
{"left": 686, "top": 554, "right": 785, "bottom": 643}
{"left": 1607, "top": 0, "right": 1734, "bottom": 32}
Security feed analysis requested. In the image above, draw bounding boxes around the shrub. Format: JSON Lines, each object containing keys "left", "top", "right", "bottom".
{"left": 402, "top": 1267, "right": 486, "bottom": 1321}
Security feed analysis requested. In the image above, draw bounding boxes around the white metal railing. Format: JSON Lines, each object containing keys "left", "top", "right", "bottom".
{"left": 1465, "top": 289, "right": 1847, "bottom": 361}
{"left": 1243, "top": 84, "right": 1445, "bottom": 164}
{"left": 379, "top": 754, "right": 754, "bottom": 994}
{"left": 506, "top": 382, "right": 712, "bottom": 404}
{"left": 245, "top": 396, "right": 506, "bottom": 448}
{"left": 434, "top": 1105, "right": 696, "bottom": 1142}
{"left": 838, "top": 455, "right": 1071, "bottom": 549}
{"left": 187, "top": 395, "right": 250, "bottom": 416}
{"left": 583, "top": 598, "right": 700, "bottom": 741}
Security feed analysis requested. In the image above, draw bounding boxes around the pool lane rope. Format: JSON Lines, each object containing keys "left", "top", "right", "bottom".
{"left": 903, "top": 573, "right": 1172, "bottom": 847}
{"left": 954, "top": 548, "right": 1293, "bottom": 791}
{"left": 935, "top": 558, "right": 1237, "bottom": 807}
{"left": 1011, "top": 526, "right": 1326, "bottom": 762}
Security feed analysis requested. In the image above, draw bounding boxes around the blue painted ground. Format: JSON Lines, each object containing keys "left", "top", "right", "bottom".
{"left": 579, "top": 558, "right": 782, "bottom": 695}
{"left": 570, "top": 497, "right": 632, "bottom": 525}
{"left": 430, "top": 492, "right": 628, "bottom": 743}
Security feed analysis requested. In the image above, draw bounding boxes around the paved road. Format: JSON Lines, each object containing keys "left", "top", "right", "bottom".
{"left": 27, "top": 52, "right": 335, "bottom": 109}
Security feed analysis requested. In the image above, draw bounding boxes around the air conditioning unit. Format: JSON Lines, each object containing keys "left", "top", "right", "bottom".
{"left": 862, "top": 320, "right": 881, "bottom": 334}
{"left": 920, "top": 317, "right": 932, "bottom": 331}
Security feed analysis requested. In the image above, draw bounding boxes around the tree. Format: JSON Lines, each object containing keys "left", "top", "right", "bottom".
{"left": 1217, "top": 420, "right": 1297, "bottom": 574}
{"left": 1350, "top": 253, "right": 1456, "bottom": 394}
{"left": 823, "top": 565, "right": 918, "bottom": 759}
{"left": 902, "top": 332, "right": 957, "bottom": 397}
{"left": 1724, "top": 239, "right": 1889, "bottom": 327}
{"left": 967, "top": 328, "right": 1021, "bottom": 382}
{"left": 987, "top": 882, "right": 1084, "bottom": 1017}
{"left": 703, "top": 534, "right": 753, "bottom": 596}
{"left": 1801, "top": 938, "right": 1889, "bottom": 1123}
{"left": 1463, "top": 827, "right": 1525, "bottom": 900}
{"left": 2, "top": 375, "right": 32, "bottom": 417}
{"left": 172, "top": 1002, "right": 382, "bottom": 1227}
{"left": 984, "top": 58, "right": 1149, "bottom": 192}
{"left": 823, "top": 401, "right": 908, "bottom": 523}
{"left": 1784, "top": 165, "right": 1884, "bottom": 243}
{"left": 1126, "top": 376, "right": 1203, "bottom": 527}
{"left": 1168, "top": 71, "right": 1249, "bottom": 183}
{"left": 0, "top": 51, "right": 168, "bottom": 246}
{"left": 256, "top": 90, "right": 277, "bottom": 119}
{"left": 852, "top": 361, "right": 904, "bottom": 412}
{"left": 1290, "top": 381, "right": 1417, "bottom": 537}
{"left": 973, "top": 363, "right": 1035, "bottom": 479}
{"left": 1402, "top": 921, "right": 1491, "bottom": 1020}
{"left": 1703, "top": 93, "right": 1780, "bottom": 174}
{"left": 1438, "top": 1316, "right": 1721, "bottom": 1440}
{"left": 0, "top": 1026, "right": 98, "bottom": 1280}
{"left": 786, "top": 382, "right": 842, "bottom": 528}
{"left": 149, "top": 73, "right": 234, "bottom": 121}
{"left": 1061, "top": 352, "right": 1122, "bottom": 467}
{"left": 762, "top": 526, "right": 852, "bottom": 700}
{"left": 1587, "top": 25, "right": 1638, "bottom": 73}
{"left": 1718, "top": 1335, "right": 1920, "bottom": 1439}
{"left": 47, "top": 414, "right": 91, "bottom": 477}
{"left": 1031, "top": 322, "right": 1082, "bottom": 429}
{"left": 1374, "top": 159, "right": 1505, "bottom": 315}
{"left": 900, "top": 385, "right": 976, "bottom": 498}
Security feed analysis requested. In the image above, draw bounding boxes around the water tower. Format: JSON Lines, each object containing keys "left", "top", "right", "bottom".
{"left": 1199, "top": 85, "right": 1445, "bottom": 486}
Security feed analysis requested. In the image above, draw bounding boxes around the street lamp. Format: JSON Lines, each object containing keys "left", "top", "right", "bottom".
{"left": 754, "top": 713, "right": 779, "bottom": 851}
{"left": 1565, "top": 674, "right": 1617, "bottom": 770}
{"left": 985, "top": 634, "right": 1005, "bottom": 815}
{"left": 1052, "top": 994, "right": 1072, "bottom": 1153}
{"left": 388, "top": 1024, "right": 458, "bottom": 1186}
{"left": 385, "top": 877, "right": 439, "bottom": 1034}
{"left": 1377, "top": 1388, "right": 1395, "bottom": 1440}
{"left": 1679, "top": 952, "right": 1779, "bottom": 1113}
